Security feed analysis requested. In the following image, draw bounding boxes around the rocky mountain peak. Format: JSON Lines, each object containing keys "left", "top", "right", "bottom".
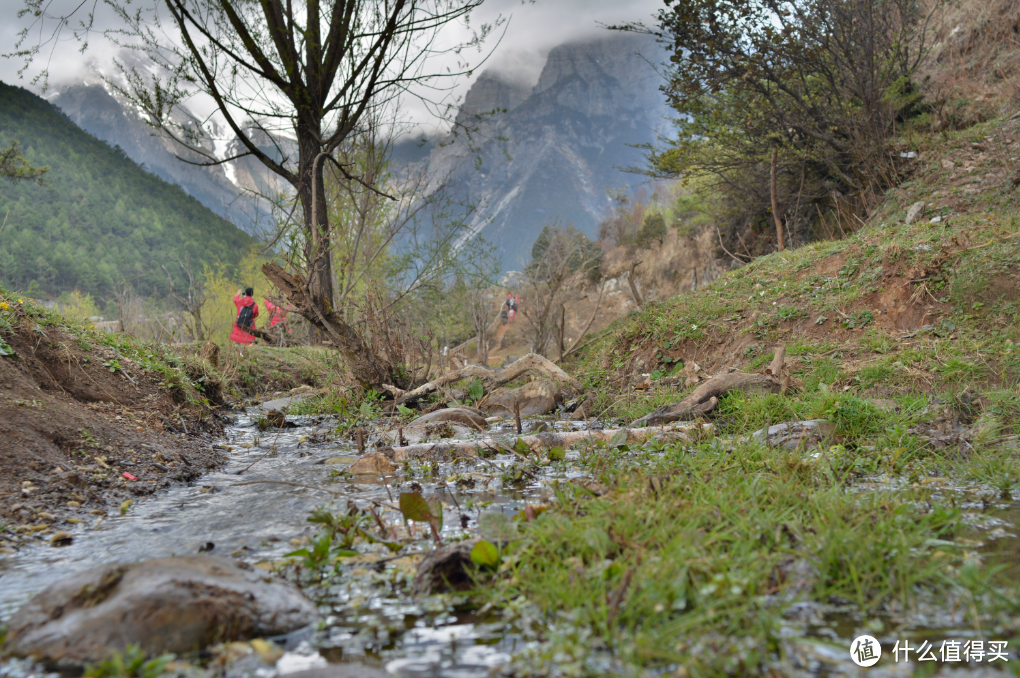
{"left": 455, "top": 71, "right": 531, "bottom": 127}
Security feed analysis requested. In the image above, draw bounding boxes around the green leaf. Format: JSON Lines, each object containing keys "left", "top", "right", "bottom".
{"left": 399, "top": 492, "right": 435, "bottom": 522}
{"left": 608, "top": 428, "right": 629, "bottom": 449}
{"left": 470, "top": 540, "right": 500, "bottom": 568}
{"left": 547, "top": 446, "right": 566, "bottom": 461}
{"left": 284, "top": 549, "right": 311, "bottom": 558}
{"left": 478, "top": 510, "right": 518, "bottom": 543}
{"left": 332, "top": 549, "right": 359, "bottom": 559}
{"left": 467, "top": 377, "right": 484, "bottom": 403}
{"left": 428, "top": 498, "right": 444, "bottom": 533}
{"left": 513, "top": 438, "right": 532, "bottom": 456}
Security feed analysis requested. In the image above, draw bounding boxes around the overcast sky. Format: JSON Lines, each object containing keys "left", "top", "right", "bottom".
{"left": 0, "top": 0, "right": 664, "bottom": 137}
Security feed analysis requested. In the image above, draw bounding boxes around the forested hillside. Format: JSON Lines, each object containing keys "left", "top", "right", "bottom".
{"left": 0, "top": 82, "right": 251, "bottom": 301}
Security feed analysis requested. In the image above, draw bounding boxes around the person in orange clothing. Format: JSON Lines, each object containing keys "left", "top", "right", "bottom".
{"left": 230, "top": 287, "right": 259, "bottom": 345}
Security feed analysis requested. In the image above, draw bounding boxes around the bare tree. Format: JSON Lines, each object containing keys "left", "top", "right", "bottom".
{"left": 11, "top": 0, "right": 499, "bottom": 389}
{"left": 162, "top": 254, "right": 207, "bottom": 341}
{"left": 520, "top": 221, "right": 603, "bottom": 357}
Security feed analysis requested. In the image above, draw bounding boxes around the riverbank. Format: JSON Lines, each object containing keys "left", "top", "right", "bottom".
{"left": 0, "top": 292, "right": 340, "bottom": 552}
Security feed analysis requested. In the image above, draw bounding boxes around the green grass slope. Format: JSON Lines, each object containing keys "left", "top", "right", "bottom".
{"left": 0, "top": 81, "right": 252, "bottom": 301}
{"left": 571, "top": 115, "right": 1020, "bottom": 425}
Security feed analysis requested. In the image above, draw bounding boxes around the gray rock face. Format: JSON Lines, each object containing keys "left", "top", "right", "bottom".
{"left": 3, "top": 556, "right": 320, "bottom": 664}
{"left": 404, "top": 34, "right": 670, "bottom": 266}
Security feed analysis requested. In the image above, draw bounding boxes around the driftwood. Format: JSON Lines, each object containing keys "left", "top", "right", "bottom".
{"left": 391, "top": 353, "right": 579, "bottom": 407}
{"left": 631, "top": 347, "right": 786, "bottom": 427}
{"left": 387, "top": 422, "right": 709, "bottom": 462}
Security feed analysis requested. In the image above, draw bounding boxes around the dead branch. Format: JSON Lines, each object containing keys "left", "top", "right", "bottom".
{"left": 392, "top": 353, "right": 580, "bottom": 407}
{"left": 262, "top": 261, "right": 390, "bottom": 389}
{"left": 389, "top": 422, "right": 710, "bottom": 461}
{"left": 561, "top": 278, "right": 606, "bottom": 360}
{"left": 631, "top": 346, "right": 786, "bottom": 427}
{"left": 626, "top": 262, "right": 644, "bottom": 308}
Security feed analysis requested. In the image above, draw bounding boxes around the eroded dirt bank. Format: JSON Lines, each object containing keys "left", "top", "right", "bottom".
{"left": 0, "top": 295, "right": 329, "bottom": 552}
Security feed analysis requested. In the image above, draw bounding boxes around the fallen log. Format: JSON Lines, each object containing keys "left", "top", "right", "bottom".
{"left": 387, "top": 422, "right": 709, "bottom": 462}
{"left": 391, "top": 353, "right": 579, "bottom": 407}
{"left": 630, "top": 346, "right": 786, "bottom": 427}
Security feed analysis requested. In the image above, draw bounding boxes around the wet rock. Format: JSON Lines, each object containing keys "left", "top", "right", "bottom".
{"left": 285, "top": 666, "right": 391, "bottom": 678}
{"left": 904, "top": 201, "right": 926, "bottom": 225}
{"left": 3, "top": 555, "right": 319, "bottom": 664}
{"left": 411, "top": 540, "right": 479, "bottom": 595}
{"left": 410, "top": 407, "right": 487, "bottom": 430}
{"left": 261, "top": 388, "right": 317, "bottom": 412}
{"left": 751, "top": 420, "right": 837, "bottom": 450}
{"left": 348, "top": 451, "right": 397, "bottom": 475}
{"left": 382, "top": 421, "right": 476, "bottom": 445}
{"left": 482, "top": 379, "right": 562, "bottom": 417}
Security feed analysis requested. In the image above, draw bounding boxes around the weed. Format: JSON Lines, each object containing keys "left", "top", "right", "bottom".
{"left": 84, "top": 645, "right": 174, "bottom": 678}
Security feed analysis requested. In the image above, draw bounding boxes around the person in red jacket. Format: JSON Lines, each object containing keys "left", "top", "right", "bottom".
{"left": 230, "top": 287, "right": 259, "bottom": 345}
{"left": 264, "top": 298, "right": 291, "bottom": 331}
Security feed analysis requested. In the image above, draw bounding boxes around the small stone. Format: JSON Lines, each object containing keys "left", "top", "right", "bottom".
{"left": 904, "top": 201, "right": 926, "bottom": 225}
{"left": 941, "top": 158, "right": 955, "bottom": 171}
{"left": 348, "top": 451, "right": 397, "bottom": 475}
{"left": 929, "top": 215, "right": 943, "bottom": 224}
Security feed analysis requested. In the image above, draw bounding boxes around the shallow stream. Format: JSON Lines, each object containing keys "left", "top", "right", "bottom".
{"left": 1, "top": 411, "right": 1017, "bottom": 677}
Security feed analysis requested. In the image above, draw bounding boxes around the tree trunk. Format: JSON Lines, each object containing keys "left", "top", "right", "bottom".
{"left": 557, "top": 304, "right": 565, "bottom": 361}
{"left": 771, "top": 147, "right": 785, "bottom": 252}
{"left": 298, "top": 128, "right": 335, "bottom": 345}
{"left": 262, "top": 262, "right": 390, "bottom": 390}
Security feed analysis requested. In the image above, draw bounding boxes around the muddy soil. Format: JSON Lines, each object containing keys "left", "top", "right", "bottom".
{"left": 0, "top": 307, "right": 228, "bottom": 548}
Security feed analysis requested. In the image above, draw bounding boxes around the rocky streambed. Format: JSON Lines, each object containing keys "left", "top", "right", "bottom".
{"left": 0, "top": 405, "right": 598, "bottom": 677}
{"left": 2, "top": 402, "right": 1018, "bottom": 677}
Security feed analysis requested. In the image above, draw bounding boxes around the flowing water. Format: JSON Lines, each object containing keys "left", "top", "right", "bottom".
{"left": 0, "top": 410, "right": 589, "bottom": 677}
{"left": 1, "top": 411, "right": 1017, "bottom": 677}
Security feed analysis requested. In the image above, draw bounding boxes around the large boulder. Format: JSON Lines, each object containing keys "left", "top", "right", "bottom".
{"left": 3, "top": 556, "right": 320, "bottom": 665}
{"left": 481, "top": 379, "right": 562, "bottom": 417}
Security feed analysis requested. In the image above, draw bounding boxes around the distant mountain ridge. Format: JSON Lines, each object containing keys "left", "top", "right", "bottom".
{"left": 409, "top": 33, "right": 671, "bottom": 267}
{"left": 0, "top": 81, "right": 251, "bottom": 300}
{"left": 49, "top": 81, "right": 266, "bottom": 234}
